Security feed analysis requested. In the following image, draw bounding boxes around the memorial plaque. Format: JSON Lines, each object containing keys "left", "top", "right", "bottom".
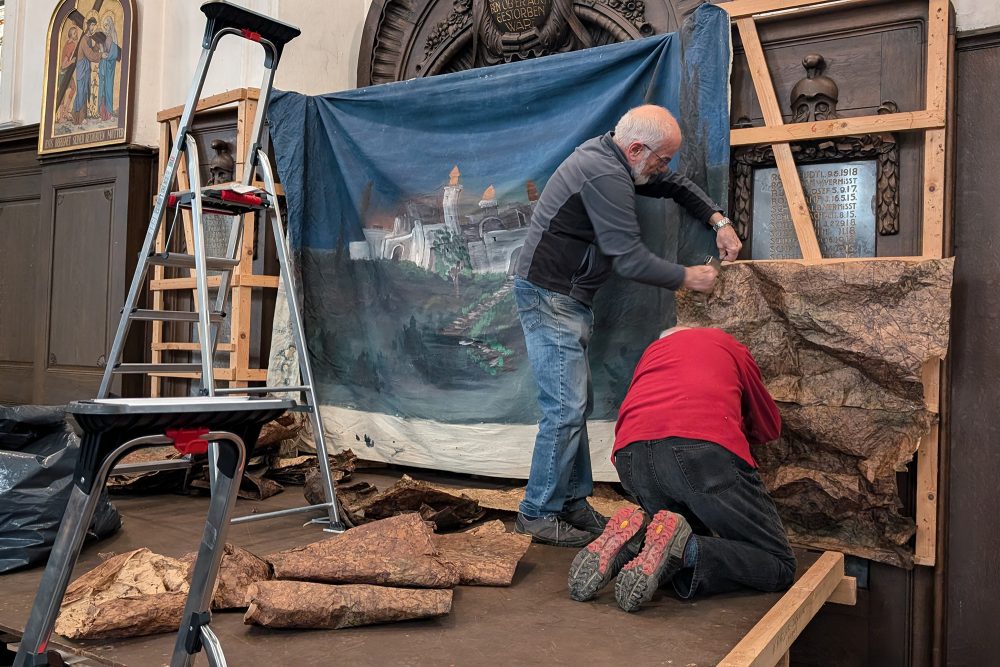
{"left": 487, "top": 0, "right": 551, "bottom": 34}
{"left": 751, "top": 161, "right": 877, "bottom": 259}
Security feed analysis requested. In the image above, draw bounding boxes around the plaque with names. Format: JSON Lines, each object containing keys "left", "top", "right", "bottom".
{"left": 751, "top": 161, "right": 877, "bottom": 259}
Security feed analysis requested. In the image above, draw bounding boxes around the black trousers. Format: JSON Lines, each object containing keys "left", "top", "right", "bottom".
{"left": 614, "top": 437, "right": 796, "bottom": 598}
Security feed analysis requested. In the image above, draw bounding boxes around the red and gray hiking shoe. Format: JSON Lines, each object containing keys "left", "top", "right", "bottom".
{"left": 614, "top": 510, "right": 692, "bottom": 612}
{"left": 567, "top": 506, "right": 647, "bottom": 602}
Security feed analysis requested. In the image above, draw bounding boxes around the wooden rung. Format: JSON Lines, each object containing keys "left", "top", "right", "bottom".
{"left": 152, "top": 342, "right": 236, "bottom": 352}
{"left": 235, "top": 274, "right": 281, "bottom": 289}
{"left": 730, "top": 110, "right": 945, "bottom": 146}
{"left": 150, "top": 276, "right": 223, "bottom": 291}
{"left": 148, "top": 368, "right": 268, "bottom": 382}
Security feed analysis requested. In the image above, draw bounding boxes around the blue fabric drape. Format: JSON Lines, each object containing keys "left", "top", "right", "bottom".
{"left": 268, "top": 5, "right": 730, "bottom": 426}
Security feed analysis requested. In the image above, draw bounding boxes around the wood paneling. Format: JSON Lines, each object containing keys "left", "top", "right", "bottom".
{"left": 945, "top": 27, "right": 1000, "bottom": 667}
{"left": 0, "top": 124, "right": 154, "bottom": 405}
{"left": 0, "top": 126, "right": 42, "bottom": 404}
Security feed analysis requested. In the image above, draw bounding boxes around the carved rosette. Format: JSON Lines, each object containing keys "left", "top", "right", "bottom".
{"left": 424, "top": 0, "right": 473, "bottom": 59}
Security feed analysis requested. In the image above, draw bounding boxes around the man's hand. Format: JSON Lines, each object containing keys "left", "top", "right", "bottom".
{"left": 682, "top": 265, "right": 718, "bottom": 293}
{"left": 716, "top": 225, "right": 742, "bottom": 261}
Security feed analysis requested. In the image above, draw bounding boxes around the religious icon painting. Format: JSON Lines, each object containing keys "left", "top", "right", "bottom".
{"left": 39, "top": 0, "right": 136, "bottom": 155}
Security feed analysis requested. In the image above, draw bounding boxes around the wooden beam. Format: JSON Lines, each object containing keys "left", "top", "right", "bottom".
{"left": 914, "top": 358, "right": 941, "bottom": 566}
{"left": 152, "top": 342, "right": 235, "bottom": 352}
{"left": 156, "top": 87, "right": 259, "bottom": 122}
{"left": 921, "top": 129, "right": 946, "bottom": 259}
{"left": 730, "top": 110, "right": 945, "bottom": 146}
{"left": 719, "top": 551, "right": 845, "bottom": 667}
{"left": 926, "top": 0, "right": 949, "bottom": 114}
{"left": 828, "top": 576, "right": 857, "bottom": 606}
{"left": 736, "top": 17, "right": 822, "bottom": 260}
{"left": 729, "top": 255, "right": 929, "bottom": 266}
{"left": 721, "top": 0, "right": 843, "bottom": 20}
{"left": 150, "top": 276, "right": 224, "bottom": 291}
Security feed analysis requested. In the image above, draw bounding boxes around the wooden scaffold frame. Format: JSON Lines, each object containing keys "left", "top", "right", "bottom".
{"left": 148, "top": 87, "right": 280, "bottom": 396}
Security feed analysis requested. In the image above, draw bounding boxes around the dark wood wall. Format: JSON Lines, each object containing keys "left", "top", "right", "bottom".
{"left": 0, "top": 126, "right": 155, "bottom": 404}
{"left": 943, "top": 26, "right": 1000, "bottom": 667}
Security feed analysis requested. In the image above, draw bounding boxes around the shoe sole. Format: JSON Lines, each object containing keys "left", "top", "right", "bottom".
{"left": 567, "top": 506, "right": 645, "bottom": 602}
{"left": 514, "top": 522, "right": 595, "bottom": 548}
{"left": 615, "top": 510, "right": 692, "bottom": 613}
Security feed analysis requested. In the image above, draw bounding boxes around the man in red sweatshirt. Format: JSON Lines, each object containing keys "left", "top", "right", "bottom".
{"left": 568, "top": 326, "right": 795, "bottom": 611}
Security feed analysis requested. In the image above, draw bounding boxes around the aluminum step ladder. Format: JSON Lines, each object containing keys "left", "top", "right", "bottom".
{"left": 97, "top": 0, "right": 346, "bottom": 533}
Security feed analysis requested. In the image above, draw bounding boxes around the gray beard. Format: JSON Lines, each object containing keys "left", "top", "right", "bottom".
{"left": 631, "top": 156, "right": 651, "bottom": 186}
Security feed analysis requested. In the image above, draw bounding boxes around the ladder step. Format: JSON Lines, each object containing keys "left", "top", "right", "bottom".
{"left": 131, "top": 309, "right": 225, "bottom": 322}
{"left": 147, "top": 252, "right": 241, "bottom": 270}
{"left": 113, "top": 363, "right": 204, "bottom": 374}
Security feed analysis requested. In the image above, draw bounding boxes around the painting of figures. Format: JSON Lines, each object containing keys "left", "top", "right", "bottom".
{"left": 39, "top": 0, "right": 135, "bottom": 155}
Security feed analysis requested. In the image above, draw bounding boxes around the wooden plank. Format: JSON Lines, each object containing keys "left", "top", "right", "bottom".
{"left": 152, "top": 342, "right": 235, "bottom": 352}
{"left": 914, "top": 358, "right": 941, "bottom": 566}
{"left": 921, "top": 128, "right": 946, "bottom": 260}
{"left": 721, "top": 0, "right": 839, "bottom": 20}
{"left": 234, "top": 274, "right": 280, "bottom": 289}
{"left": 719, "top": 551, "right": 845, "bottom": 667}
{"left": 736, "top": 17, "right": 822, "bottom": 260}
{"left": 730, "top": 110, "right": 945, "bottom": 146}
{"left": 729, "top": 255, "right": 929, "bottom": 265}
{"left": 778, "top": 652, "right": 790, "bottom": 667}
{"left": 149, "top": 368, "right": 266, "bottom": 382}
{"left": 150, "top": 276, "right": 223, "bottom": 291}
{"left": 925, "top": 0, "right": 949, "bottom": 114}
{"left": 156, "top": 87, "right": 259, "bottom": 122}
{"left": 151, "top": 121, "right": 172, "bottom": 398}
{"left": 149, "top": 274, "right": 278, "bottom": 290}
{"left": 827, "top": 576, "right": 857, "bottom": 606}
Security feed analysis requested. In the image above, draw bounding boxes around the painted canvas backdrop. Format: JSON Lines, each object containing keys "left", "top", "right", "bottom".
{"left": 268, "top": 5, "right": 731, "bottom": 479}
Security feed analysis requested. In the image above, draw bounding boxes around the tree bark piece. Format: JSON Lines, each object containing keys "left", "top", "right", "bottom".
{"left": 55, "top": 548, "right": 189, "bottom": 640}
{"left": 244, "top": 581, "right": 452, "bottom": 629}
{"left": 181, "top": 543, "right": 272, "bottom": 610}
{"left": 433, "top": 520, "right": 532, "bottom": 586}
{"left": 338, "top": 475, "right": 485, "bottom": 530}
{"left": 269, "top": 512, "right": 460, "bottom": 587}
{"left": 676, "top": 259, "right": 954, "bottom": 567}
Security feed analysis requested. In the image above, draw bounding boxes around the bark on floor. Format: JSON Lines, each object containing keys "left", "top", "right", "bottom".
{"left": 180, "top": 543, "right": 272, "bottom": 610}
{"left": 54, "top": 548, "right": 189, "bottom": 640}
{"left": 244, "top": 581, "right": 452, "bottom": 629}
{"left": 433, "top": 520, "right": 532, "bottom": 586}
{"left": 269, "top": 513, "right": 459, "bottom": 587}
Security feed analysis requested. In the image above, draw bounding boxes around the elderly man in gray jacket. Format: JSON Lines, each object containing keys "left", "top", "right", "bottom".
{"left": 513, "top": 104, "right": 742, "bottom": 547}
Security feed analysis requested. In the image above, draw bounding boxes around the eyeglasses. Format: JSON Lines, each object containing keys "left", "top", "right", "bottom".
{"left": 642, "top": 143, "right": 672, "bottom": 170}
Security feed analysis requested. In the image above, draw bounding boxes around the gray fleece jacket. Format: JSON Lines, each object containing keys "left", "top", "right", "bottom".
{"left": 515, "top": 132, "right": 722, "bottom": 306}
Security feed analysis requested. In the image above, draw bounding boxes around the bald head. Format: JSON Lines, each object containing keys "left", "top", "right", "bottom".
{"left": 613, "top": 105, "right": 683, "bottom": 185}
{"left": 613, "top": 105, "right": 682, "bottom": 157}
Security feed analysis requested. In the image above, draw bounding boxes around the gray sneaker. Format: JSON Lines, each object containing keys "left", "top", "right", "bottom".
{"left": 561, "top": 503, "right": 609, "bottom": 536}
{"left": 515, "top": 512, "right": 596, "bottom": 547}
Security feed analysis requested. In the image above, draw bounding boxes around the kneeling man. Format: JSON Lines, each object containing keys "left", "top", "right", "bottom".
{"left": 568, "top": 326, "right": 796, "bottom": 611}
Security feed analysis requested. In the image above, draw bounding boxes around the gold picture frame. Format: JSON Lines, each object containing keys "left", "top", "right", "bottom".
{"left": 38, "top": 0, "right": 136, "bottom": 155}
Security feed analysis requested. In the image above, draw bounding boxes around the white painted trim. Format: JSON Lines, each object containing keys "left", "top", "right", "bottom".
{"left": 0, "top": 0, "right": 25, "bottom": 126}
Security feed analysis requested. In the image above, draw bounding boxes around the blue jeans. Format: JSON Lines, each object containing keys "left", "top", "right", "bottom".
{"left": 514, "top": 277, "right": 595, "bottom": 517}
{"left": 614, "top": 437, "right": 796, "bottom": 597}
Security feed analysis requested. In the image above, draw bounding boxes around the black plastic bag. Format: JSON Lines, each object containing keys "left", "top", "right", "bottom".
{"left": 0, "top": 405, "right": 122, "bottom": 574}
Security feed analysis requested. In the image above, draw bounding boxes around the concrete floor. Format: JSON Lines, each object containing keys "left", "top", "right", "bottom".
{"left": 0, "top": 468, "right": 792, "bottom": 666}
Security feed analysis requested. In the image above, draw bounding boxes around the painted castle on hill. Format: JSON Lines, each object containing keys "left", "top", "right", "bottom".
{"left": 349, "top": 166, "right": 537, "bottom": 276}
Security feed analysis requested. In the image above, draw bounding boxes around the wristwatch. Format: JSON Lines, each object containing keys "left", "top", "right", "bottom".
{"left": 711, "top": 216, "right": 733, "bottom": 232}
